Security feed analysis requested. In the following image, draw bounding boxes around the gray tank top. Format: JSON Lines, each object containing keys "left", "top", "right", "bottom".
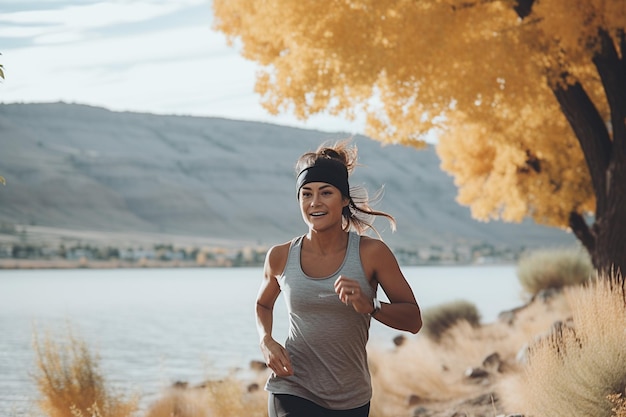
{"left": 265, "top": 231, "right": 375, "bottom": 410}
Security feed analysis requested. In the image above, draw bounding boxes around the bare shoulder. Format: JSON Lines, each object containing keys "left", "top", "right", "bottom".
{"left": 359, "top": 235, "right": 394, "bottom": 258}
{"left": 359, "top": 235, "right": 401, "bottom": 282}
{"left": 264, "top": 240, "right": 292, "bottom": 278}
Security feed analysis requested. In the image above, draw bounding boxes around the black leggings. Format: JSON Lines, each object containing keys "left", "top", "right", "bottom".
{"left": 268, "top": 393, "right": 370, "bottom": 417}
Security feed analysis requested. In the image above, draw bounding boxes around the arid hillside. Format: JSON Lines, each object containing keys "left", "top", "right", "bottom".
{"left": 0, "top": 102, "right": 576, "bottom": 253}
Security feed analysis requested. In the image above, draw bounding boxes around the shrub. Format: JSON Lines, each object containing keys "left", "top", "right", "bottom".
{"left": 32, "top": 328, "right": 137, "bottom": 417}
{"left": 144, "top": 375, "right": 267, "bottom": 417}
{"left": 420, "top": 300, "right": 481, "bottom": 342}
{"left": 500, "top": 272, "right": 626, "bottom": 416}
{"left": 516, "top": 247, "right": 593, "bottom": 298}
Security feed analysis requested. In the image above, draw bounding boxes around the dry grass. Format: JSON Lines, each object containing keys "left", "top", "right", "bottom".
{"left": 498, "top": 272, "right": 626, "bottom": 417}
{"left": 516, "top": 247, "right": 593, "bottom": 298}
{"left": 32, "top": 326, "right": 267, "bottom": 417}
{"left": 420, "top": 300, "right": 481, "bottom": 342}
{"left": 32, "top": 327, "right": 138, "bottom": 417}
{"left": 144, "top": 372, "right": 268, "bottom": 417}
{"left": 368, "top": 290, "right": 572, "bottom": 416}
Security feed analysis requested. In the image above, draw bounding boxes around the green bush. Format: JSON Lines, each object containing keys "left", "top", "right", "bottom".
{"left": 516, "top": 247, "right": 593, "bottom": 298}
{"left": 421, "top": 300, "right": 481, "bottom": 342}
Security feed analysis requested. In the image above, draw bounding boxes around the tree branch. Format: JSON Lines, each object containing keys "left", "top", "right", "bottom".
{"left": 592, "top": 29, "right": 626, "bottom": 156}
{"left": 569, "top": 211, "right": 595, "bottom": 255}
{"left": 552, "top": 80, "right": 612, "bottom": 214}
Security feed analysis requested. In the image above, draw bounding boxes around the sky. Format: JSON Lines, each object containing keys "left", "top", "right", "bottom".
{"left": 0, "top": 0, "right": 366, "bottom": 134}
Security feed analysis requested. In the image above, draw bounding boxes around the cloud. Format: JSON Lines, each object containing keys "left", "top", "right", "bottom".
{"left": 0, "top": 0, "right": 208, "bottom": 45}
{"left": 0, "top": 0, "right": 366, "bottom": 134}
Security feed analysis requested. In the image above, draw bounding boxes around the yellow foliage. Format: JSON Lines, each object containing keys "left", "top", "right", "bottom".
{"left": 212, "top": 0, "right": 624, "bottom": 227}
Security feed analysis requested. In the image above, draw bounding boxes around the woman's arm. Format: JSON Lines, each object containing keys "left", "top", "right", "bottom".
{"left": 256, "top": 244, "right": 293, "bottom": 376}
{"left": 361, "top": 237, "right": 422, "bottom": 334}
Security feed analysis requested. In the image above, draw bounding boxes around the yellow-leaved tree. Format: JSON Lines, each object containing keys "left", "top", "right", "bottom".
{"left": 213, "top": 0, "right": 626, "bottom": 275}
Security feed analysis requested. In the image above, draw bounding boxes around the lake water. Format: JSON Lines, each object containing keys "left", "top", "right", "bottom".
{"left": 0, "top": 265, "right": 523, "bottom": 416}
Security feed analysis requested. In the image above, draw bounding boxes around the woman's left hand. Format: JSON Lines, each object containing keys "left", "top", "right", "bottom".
{"left": 334, "top": 275, "right": 373, "bottom": 314}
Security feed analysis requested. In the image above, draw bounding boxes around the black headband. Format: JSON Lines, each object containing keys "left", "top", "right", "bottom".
{"left": 296, "top": 158, "right": 350, "bottom": 198}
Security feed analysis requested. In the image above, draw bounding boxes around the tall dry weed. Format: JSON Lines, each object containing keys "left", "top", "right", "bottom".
{"left": 499, "top": 273, "right": 626, "bottom": 416}
{"left": 516, "top": 247, "right": 593, "bottom": 298}
{"left": 32, "top": 328, "right": 138, "bottom": 417}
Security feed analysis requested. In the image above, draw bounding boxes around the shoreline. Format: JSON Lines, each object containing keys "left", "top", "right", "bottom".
{"left": 0, "top": 259, "right": 239, "bottom": 269}
{"left": 0, "top": 259, "right": 510, "bottom": 270}
{"left": 0, "top": 258, "right": 514, "bottom": 270}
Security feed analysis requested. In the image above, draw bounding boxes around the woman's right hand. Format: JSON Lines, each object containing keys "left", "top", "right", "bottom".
{"left": 261, "top": 336, "right": 293, "bottom": 376}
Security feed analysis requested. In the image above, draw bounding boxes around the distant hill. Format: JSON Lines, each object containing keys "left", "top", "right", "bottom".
{"left": 0, "top": 102, "right": 576, "bottom": 252}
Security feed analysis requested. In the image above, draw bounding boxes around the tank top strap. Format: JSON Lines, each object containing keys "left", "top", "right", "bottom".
{"left": 285, "top": 235, "right": 305, "bottom": 272}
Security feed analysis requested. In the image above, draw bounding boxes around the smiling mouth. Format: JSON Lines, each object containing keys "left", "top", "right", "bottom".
{"left": 310, "top": 212, "right": 327, "bottom": 217}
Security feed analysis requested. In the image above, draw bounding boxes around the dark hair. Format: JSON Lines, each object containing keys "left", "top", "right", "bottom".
{"left": 295, "top": 139, "right": 396, "bottom": 236}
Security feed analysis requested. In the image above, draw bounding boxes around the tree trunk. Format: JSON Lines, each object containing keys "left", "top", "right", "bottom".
{"left": 555, "top": 69, "right": 626, "bottom": 276}
{"left": 555, "top": 79, "right": 626, "bottom": 276}
{"left": 452, "top": 3, "right": 626, "bottom": 276}
{"left": 592, "top": 160, "right": 626, "bottom": 276}
{"left": 516, "top": 3, "right": 626, "bottom": 278}
{"left": 588, "top": 29, "right": 626, "bottom": 277}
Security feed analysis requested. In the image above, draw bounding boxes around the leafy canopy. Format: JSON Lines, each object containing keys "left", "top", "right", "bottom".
{"left": 213, "top": 0, "right": 625, "bottom": 228}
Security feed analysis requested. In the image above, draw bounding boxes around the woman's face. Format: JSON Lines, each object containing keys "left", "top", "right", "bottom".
{"left": 299, "top": 182, "right": 349, "bottom": 231}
